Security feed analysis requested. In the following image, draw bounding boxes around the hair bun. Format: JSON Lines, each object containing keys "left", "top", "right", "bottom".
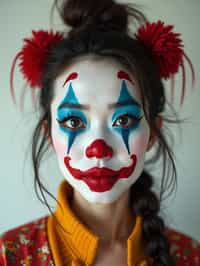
{"left": 56, "top": 0, "right": 129, "bottom": 34}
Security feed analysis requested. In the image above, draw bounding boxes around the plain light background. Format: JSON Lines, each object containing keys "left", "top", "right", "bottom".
{"left": 0, "top": 0, "right": 200, "bottom": 242}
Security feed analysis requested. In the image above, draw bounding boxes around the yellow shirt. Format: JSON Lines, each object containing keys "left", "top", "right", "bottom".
{"left": 47, "top": 180, "right": 153, "bottom": 266}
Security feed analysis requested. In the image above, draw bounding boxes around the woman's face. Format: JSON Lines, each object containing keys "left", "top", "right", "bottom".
{"left": 50, "top": 56, "right": 151, "bottom": 204}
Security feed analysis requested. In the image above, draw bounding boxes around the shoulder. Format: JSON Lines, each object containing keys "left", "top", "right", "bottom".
{"left": 164, "top": 226, "right": 200, "bottom": 265}
{"left": 0, "top": 216, "right": 54, "bottom": 266}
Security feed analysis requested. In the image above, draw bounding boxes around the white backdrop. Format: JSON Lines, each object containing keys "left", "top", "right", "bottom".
{"left": 0, "top": 0, "right": 200, "bottom": 242}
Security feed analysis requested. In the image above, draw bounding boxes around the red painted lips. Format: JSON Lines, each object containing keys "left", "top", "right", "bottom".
{"left": 64, "top": 154, "right": 137, "bottom": 192}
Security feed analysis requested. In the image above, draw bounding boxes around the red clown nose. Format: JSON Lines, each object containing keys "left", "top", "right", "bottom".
{"left": 86, "top": 139, "right": 113, "bottom": 159}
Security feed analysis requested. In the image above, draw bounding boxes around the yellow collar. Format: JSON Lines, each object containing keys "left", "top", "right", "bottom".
{"left": 47, "top": 180, "right": 152, "bottom": 266}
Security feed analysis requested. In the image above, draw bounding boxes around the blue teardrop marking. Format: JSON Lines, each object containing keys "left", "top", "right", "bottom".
{"left": 67, "top": 131, "right": 78, "bottom": 154}
{"left": 58, "top": 82, "right": 84, "bottom": 154}
{"left": 122, "top": 129, "right": 130, "bottom": 155}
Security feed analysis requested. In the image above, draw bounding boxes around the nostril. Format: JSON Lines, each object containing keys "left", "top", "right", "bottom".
{"left": 85, "top": 139, "right": 113, "bottom": 159}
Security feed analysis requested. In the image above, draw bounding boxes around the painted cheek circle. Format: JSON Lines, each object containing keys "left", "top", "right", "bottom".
{"left": 52, "top": 137, "right": 66, "bottom": 159}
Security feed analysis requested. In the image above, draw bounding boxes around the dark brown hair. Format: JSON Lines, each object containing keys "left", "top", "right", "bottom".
{"left": 29, "top": 0, "right": 180, "bottom": 264}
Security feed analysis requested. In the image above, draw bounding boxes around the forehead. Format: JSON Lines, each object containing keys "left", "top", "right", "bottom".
{"left": 52, "top": 56, "right": 141, "bottom": 106}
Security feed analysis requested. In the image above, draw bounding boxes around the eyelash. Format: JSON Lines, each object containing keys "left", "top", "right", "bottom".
{"left": 56, "top": 113, "right": 143, "bottom": 130}
{"left": 112, "top": 113, "right": 143, "bottom": 128}
{"left": 56, "top": 116, "right": 86, "bottom": 130}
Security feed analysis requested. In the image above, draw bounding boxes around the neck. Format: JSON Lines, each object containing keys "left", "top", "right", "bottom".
{"left": 71, "top": 188, "right": 135, "bottom": 246}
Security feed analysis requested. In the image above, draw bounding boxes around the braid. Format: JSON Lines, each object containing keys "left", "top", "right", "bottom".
{"left": 130, "top": 171, "right": 176, "bottom": 265}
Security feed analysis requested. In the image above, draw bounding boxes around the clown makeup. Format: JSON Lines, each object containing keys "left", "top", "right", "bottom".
{"left": 51, "top": 56, "right": 151, "bottom": 204}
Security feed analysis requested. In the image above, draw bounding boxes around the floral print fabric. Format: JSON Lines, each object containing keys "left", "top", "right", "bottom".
{"left": 0, "top": 217, "right": 54, "bottom": 266}
{"left": 0, "top": 216, "right": 199, "bottom": 265}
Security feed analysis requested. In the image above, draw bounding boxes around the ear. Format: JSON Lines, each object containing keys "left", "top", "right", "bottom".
{"left": 42, "top": 119, "right": 52, "bottom": 145}
{"left": 147, "top": 116, "right": 163, "bottom": 151}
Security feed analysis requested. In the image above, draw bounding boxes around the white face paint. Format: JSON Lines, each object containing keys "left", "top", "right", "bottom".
{"left": 51, "top": 55, "right": 151, "bottom": 204}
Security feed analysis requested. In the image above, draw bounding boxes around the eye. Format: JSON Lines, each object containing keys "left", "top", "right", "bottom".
{"left": 113, "top": 114, "right": 142, "bottom": 128}
{"left": 56, "top": 116, "right": 86, "bottom": 130}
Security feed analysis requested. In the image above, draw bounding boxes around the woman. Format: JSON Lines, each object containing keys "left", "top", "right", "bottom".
{"left": 1, "top": 0, "right": 199, "bottom": 265}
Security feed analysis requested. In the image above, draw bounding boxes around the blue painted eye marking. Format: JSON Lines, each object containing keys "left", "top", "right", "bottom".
{"left": 112, "top": 80, "right": 142, "bottom": 154}
{"left": 118, "top": 80, "right": 141, "bottom": 106}
{"left": 57, "top": 82, "right": 88, "bottom": 154}
{"left": 57, "top": 109, "right": 87, "bottom": 126}
{"left": 112, "top": 106, "right": 141, "bottom": 123}
{"left": 60, "top": 82, "right": 79, "bottom": 105}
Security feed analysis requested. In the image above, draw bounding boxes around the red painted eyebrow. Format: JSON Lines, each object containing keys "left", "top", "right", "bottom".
{"left": 62, "top": 70, "right": 133, "bottom": 87}
{"left": 63, "top": 72, "right": 78, "bottom": 87}
{"left": 117, "top": 70, "right": 134, "bottom": 84}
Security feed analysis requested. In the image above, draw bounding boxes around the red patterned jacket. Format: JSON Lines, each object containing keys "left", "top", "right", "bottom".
{"left": 0, "top": 216, "right": 199, "bottom": 265}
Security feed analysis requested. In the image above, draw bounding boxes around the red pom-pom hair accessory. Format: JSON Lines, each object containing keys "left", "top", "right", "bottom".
{"left": 10, "top": 30, "right": 64, "bottom": 107}
{"left": 135, "top": 20, "right": 195, "bottom": 105}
